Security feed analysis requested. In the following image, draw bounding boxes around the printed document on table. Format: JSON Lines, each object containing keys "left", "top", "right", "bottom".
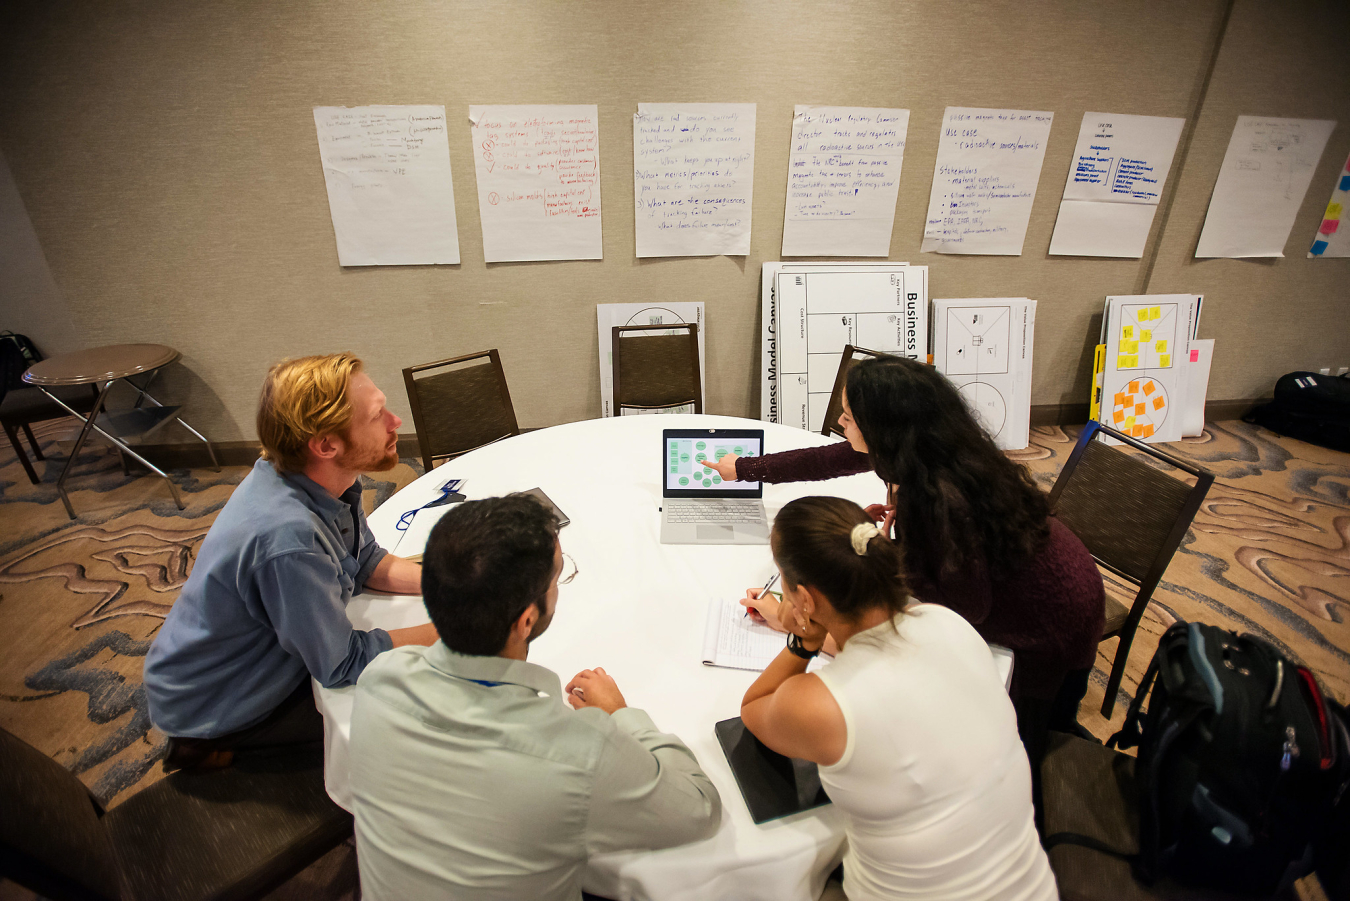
{"left": 702, "top": 595, "right": 826, "bottom": 672}
{"left": 921, "top": 107, "right": 1054, "bottom": 255}
{"left": 781, "top": 106, "right": 909, "bottom": 257}
{"left": 313, "top": 105, "right": 460, "bottom": 266}
{"left": 1309, "top": 152, "right": 1350, "bottom": 258}
{"left": 469, "top": 105, "right": 602, "bottom": 262}
{"left": 1195, "top": 116, "right": 1336, "bottom": 258}
{"left": 634, "top": 103, "right": 756, "bottom": 257}
{"left": 1049, "top": 113, "right": 1185, "bottom": 258}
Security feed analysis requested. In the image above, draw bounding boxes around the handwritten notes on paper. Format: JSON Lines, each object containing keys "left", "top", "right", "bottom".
{"left": 633, "top": 103, "right": 756, "bottom": 258}
{"left": 781, "top": 106, "right": 909, "bottom": 257}
{"left": 469, "top": 105, "right": 602, "bottom": 262}
{"left": 1049, "top": 113, "right": 1185, "bottom": 258}
{"left": 921, "top": 107, "right": 1053, "bottom": 255}
{"left": 1309, "top": 153, "right": 1350, "bottom": 258}
{"left": 313, "top": 105, "right": 459, "bottom": 266}
{"left": 1196, "top": 116, "right": 1336, "bottom": 258}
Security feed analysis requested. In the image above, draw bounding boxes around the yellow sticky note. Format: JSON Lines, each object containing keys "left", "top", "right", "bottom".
{"left": 1128, "top": 355, "right": 1139, "bottom": 367}
{"left": 1328, "top": 202, "right": 1344, "bottom": 220}
{"left": 1160, "top": 354, "right": 1171, "bottom": 367}
{"left": 1125, "top": 415, "right": 1136, "bottom": 427}
{"left": 1149, "top": 305, "right": 1161, "bottom": 319}
{"left": 1156, "top": 339, "right": 1167, "bottom": 353}
{"left": 1141, "top": 329, "right": 1152, "bottom": 341}
{"left": 1117, "top": 355, "right": 1130, "bottom": 369}
{"left": 1129, "top": 340, "right": 1141, "bottom": 354}
{"left": 1123, "top": 325, "right": 1134, "bottom": 340}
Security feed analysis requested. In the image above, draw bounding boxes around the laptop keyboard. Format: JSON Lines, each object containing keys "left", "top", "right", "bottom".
{"left": 666, "top": 501, "right": 764, "bottom": 525}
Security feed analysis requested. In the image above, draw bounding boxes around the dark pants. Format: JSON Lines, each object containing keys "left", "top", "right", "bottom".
{"left": 1015, "top": 666, "right": 1093, "bottom": 835}
{"left": 163, "top": 678, "right": 325, "bottom": 771}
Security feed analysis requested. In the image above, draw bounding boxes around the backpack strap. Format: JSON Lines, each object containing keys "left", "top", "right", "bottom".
{"left": 1110, "top": 650, "right": 1162, "bottom": 751}
{"left": 1043, "top": 831, "right": 1137, "bottom": 861}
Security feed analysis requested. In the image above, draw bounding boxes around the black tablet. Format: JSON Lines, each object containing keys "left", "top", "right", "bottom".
{"left": 714, "top": 716, "right": 831, "bottom": 824}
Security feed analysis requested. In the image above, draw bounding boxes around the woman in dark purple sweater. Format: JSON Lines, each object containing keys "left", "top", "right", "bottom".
{"left": 709, "top": 356, "right": 1104, "bottom": 744}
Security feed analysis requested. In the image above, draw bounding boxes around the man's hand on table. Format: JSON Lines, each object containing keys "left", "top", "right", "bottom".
{"left": 366, "top": 553, "right": 423, "bottom": 594}
{"left": 700, "top": 454, "right": 739, "bottom": 482}
{"left": 565, "top": 667, "right": 627, "bottom": 714}
{"left": 388, "top": 622, "right": 439, "bottom": 648}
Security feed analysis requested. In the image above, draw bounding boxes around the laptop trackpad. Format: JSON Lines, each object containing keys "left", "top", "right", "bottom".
{"left": 698, "top": 525, "right": 735, "bottom": 541}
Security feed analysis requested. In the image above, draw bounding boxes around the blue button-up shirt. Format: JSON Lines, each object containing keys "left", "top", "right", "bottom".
{"left": 144, "top": 459, "right": 392, "bottom": 738}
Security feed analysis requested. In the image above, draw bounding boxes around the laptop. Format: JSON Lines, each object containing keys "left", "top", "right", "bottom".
{"left": 660, "top": 428, "right": 770, "bottom": 545}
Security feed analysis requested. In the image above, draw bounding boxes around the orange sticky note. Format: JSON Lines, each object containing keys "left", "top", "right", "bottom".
{"left": 1135, "top": 403, "right": 1146, "bottom": 415}
{"left": 1142, "top": 381, "right": 1156, "bottom": 396}
{"left": 1113, "top": 410, "right": 1125, "bottom": 424}
{"left": 1160, "top": 354, "right": 1171, "bottom": 367}
{"left": 1143, "top": 424, "right": 1155, "bottom": 438}
{"left": 1133, "top": 425, "right": 1146, "bottom": 437}
{"left": 1153, "top": 396, "right": 1166, "bottom": 411}
{"left": 1113, "top": 392, "right": 1127, "bottom": 406}
{"left": 1129, "top": 380, "right": 1139, "bottom": 393}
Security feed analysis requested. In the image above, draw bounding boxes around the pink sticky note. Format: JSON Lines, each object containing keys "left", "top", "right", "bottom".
{"left": 1189, "top": 349, "right": 1200, "bottom": 362}
{"left": 1321, "top": 219, "right": 1340, "bottom": 235}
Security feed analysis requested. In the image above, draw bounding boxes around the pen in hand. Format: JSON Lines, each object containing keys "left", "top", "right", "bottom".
{"left": 745, "top": 571, "right": 781, "bottom": 618}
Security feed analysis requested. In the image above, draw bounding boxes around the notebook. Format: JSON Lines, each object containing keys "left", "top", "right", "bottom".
{"left": 660, "top": 429, "right": 769, "bottom": 545}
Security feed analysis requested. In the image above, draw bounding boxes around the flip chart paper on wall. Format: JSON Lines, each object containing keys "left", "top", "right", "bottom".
{"left": 921, "top": 107, "right": 1054, "bottom": 255}
{"left": 469, "top": 105, "right": 602, "bottom": 262}
{"left": 1097, "top": 294, "right": 1201, "bottom": 444}
{"left": 1049, "top": 113, "right": 1185, "bottom": 258}
{"left": 313, "top": 105, "right": 460, "bottom": 266}
{"left": 634, "top": 103, "right": 756, "bottom": 258}
{"left": 781, "top": 106, "right": 909, "bottom": 257}
{"left": 597, "top": 302, "right": 705, "bottom": 417}
{"left": 1195, "top": 116, "right": 1336, "bottom": 258}
{"left": 1309, "top": 153, "right": 1350, "bottom": 258}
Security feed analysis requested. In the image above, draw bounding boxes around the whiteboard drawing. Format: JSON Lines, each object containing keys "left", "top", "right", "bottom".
{"left": 1096, "top": 294, "right": 1200, "bottom": 444}
{"left": 933, "top": 298, "right": 1037, "bottom": 450}
{"left": 597, "top": 303, "right": 705, "bottom": 417}
{"left": 761, "top": 264, "right": 928, "bottom": 433}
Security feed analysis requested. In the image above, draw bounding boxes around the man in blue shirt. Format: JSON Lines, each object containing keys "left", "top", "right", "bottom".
{"left": 144, "top": 353, "right": 437, "bottom": 769}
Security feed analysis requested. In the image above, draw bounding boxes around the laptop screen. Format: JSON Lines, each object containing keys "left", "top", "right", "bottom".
{"left": 663, "top": 429, "right": 763, "bottom": 497}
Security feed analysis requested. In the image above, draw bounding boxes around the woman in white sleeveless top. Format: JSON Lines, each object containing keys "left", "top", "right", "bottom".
{"left": 741, "top": 497, "right": 1057, "bottom": 901}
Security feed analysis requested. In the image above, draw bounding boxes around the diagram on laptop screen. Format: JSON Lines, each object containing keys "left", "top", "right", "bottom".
{"left": 933, "top": 298, "right": 1036, "bottom": 450}
{"left": 667, "top": 438, "right": 760, "bottom": 490}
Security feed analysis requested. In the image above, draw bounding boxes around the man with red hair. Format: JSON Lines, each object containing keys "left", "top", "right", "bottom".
{"left": 145, "top": 353, "right": 436, "bottom": 770}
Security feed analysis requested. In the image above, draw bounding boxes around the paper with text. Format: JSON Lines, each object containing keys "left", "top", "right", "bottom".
{"left": 469, "top": 105, "right": 602, "bottom": 262}
{"left": 634, "top": 103, "right": 756, "bottom": 257}
{"left": 1196, "top": 116, "right": 1335, "bottom": 258}
{"left": 1049, "top": 113, "right": 1185, "bottom": 258}
{"left": 1309, "top": 152, "right": 1350, "bottom": 258}
{"left": 313, "top": 105, "right": 460, "bottom": 266}
{"left": 921, "top": 107, "right": 1054, "bottom": 255}
{"left": 781, "top": 106, "right": 909, "bottom": 256}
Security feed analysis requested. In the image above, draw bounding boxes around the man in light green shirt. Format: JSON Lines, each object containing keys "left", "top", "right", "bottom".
{"left": 349, "top": 493, "right": 722, "bottom": 901}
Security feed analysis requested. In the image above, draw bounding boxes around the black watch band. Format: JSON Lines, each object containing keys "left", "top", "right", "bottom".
{"left": 786, "top": 633, "right": 820, "bottom": 660}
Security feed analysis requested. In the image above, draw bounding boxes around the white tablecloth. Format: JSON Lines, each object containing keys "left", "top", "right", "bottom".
{"left": 316, "top": 414, "right": 893, "bottom": 901}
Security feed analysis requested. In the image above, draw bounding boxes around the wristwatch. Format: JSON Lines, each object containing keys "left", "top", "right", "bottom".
{"left": 787, "top": 633, "right": 820, "bottom": 660}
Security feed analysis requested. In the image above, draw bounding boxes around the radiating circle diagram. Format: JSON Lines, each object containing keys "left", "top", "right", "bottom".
{"left": 958, "top": 382, "right": 1007, "bottom": 436}
{"left": 1111, "top": 378, "right": 1168, "bottom": 439}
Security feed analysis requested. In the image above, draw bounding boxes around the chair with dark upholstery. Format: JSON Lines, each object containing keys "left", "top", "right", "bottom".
{"left": 820, "top": 345, "right": 894, "bottom": 438}
{"left": 0, "top": 726, "right": 353, "bottom": 901}
{"left": 0, "top": 360, "right": 99, "bottom": 485}
{"left": 1040, "top": 732, "right": 1289, "bottom": 901}
{"left": 1047, "top": 420, "right": 1215, "bottom": 717}
{"left": 612, "top": 324, "right": 702, "bottom": 415}
{"left": 402, "top": 349, "right": 521, "bottom": 473}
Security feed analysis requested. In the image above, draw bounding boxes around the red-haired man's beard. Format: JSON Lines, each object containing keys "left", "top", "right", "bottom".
{"left": 335, "top": 431, "right": 399, "bottom": 473}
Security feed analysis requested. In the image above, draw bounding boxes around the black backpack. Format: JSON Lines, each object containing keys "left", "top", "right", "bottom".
{"left": 1108, "top": 621, "right": 1350, "bottom": 895}
{"left": 1245, "top": 371, "right": 1350, "bottom": 452}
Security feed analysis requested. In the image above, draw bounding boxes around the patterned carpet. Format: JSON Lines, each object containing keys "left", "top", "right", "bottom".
{"left": 0, "top": 416, "right": 1346, "bottom": 896}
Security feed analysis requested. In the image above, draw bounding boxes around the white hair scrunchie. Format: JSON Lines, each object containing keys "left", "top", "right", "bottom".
{"left": 850, "top": 522, "right": 881, "bottom": 556}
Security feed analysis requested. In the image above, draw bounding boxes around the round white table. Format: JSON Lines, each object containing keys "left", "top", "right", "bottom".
{"left": 316, "top": 414, "right": 888, "bottom": 901}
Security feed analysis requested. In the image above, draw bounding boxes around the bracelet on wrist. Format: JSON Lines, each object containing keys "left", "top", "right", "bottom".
{"left": 786, "top": 632, "right": 820, "bottom": 660}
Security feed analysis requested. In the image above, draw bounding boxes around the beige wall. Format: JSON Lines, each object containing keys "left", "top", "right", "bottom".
{"left": 0, "top": 0, "right": 1344, "bottom": 441}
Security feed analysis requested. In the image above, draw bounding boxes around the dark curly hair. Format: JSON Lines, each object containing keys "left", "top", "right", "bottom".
{"left": 846, "top": 356, "right": 1051, "bottom": 583}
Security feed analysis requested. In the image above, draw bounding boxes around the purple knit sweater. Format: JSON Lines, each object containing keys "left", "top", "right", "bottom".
{"left": 736, "top": 443, "right": 1105, "bottom": 700}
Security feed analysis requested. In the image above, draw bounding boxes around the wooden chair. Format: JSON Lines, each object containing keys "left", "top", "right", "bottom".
{"left": 1040, "top": 732, "right": 1283, "bottom": 901}
{"left": 611, "top": 324, "right": 702, "bottom": 415}
{"left": 0, "top": 726, "right": 352, "bottom": 901}
{"left": 820, "top": 345, "right": 893, "bottom": 438}
{"left": 1047, "top": 420, "right": 1215, "bottom": 717}
{"left": 402, "top": 349, "right": 521, "bottom": 472}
